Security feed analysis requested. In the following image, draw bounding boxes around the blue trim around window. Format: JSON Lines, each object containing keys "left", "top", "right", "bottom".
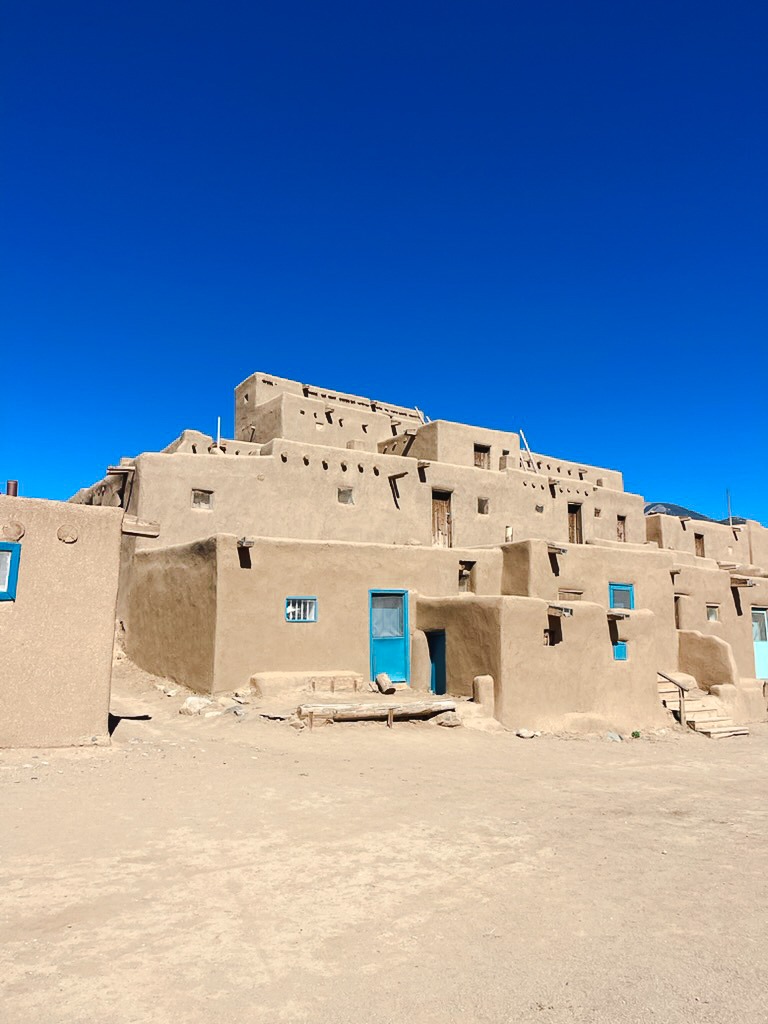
{"left": 0, "top": 542, "right": 21, "bottom": 601}
{"left": 613, "top": 641, "right": 628, "bottom": 661}
{"left": 285, "top": 596, "right": 318, "bottom": 623}
{"left": 609, "top": 583, "right": 635, "bottom": 610}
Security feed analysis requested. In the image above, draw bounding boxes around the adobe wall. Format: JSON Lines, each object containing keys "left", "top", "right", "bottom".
{"left": 0, "top": 496, "right": 122, "bottom": 748}
{"left": 646, "top": 513, "right": 751, "bottom": 565}
{"left": 212, "top": 536, "right": 504, "bottom": 693}
{"left": 501, "top": 539, "right": 679, "bottom": 672}
{"left": 123, "top": 440, "right": 645, "bottom": 559}
{"left": 235, "top": 371, "right": 422, "bottom": 443}
{"left": 380, "top": 420, "right": 521, "bottom": 471}
{"left": 126, "top": 537, "right": 218, "bottom": 693}
{"left": 416, "top": 594, "right": 665, "bottom": 732}
{"left": 494, "top": 598, "right": 665, "bottom": 733}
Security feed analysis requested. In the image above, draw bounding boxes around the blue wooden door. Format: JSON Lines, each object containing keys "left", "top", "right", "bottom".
{"left": 426, "top": 630, "right": 446, "bottom": 695}
{"left": 370, "top": 591, "right": 409, "bottom": 682}
{"left": 752, "top": 609, "right": 768, "bottom": 679}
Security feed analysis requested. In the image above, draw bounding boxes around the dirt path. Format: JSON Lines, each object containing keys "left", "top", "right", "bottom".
{"left": 2, "top": 663, "right": 767, "bottom": 1023}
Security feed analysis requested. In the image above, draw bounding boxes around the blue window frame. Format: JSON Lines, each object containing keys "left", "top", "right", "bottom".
{"left": 285, "top": 596, "right": 317, "bottom": 622}
{"left": 613, "top": 641, "right": 628, "bottom": 661}
{"left": 609, "top": 583, "right": 635, "bottom": 611}
{"left": 0, "top": 542, "right": 21, "bottom": 601}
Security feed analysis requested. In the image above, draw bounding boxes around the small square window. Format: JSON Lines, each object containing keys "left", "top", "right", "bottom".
{"left": 0, "top": 542, "right": 21, "bottom": 601}
{"left": 285, "top": 597, "right": 318, "bottom": 622}
{"left": 191, "top": 489, "right": 213, "bottom": 510}
{"left": 706, "top": 605, "right": 720, "bottom": 622}
{"left": 609, "top": 583, "right": 634, "bottom": 610}
{"left": 337, "top": 487, "right": 355, "bottom": 505}
{"left": 535, "top": 504, "right": 544, "bottom": 513}
{"left": 477, "top": 497, "right": 490, "bottom": 515}
{"left": 594, "top": 508, "right": 602, "bottom": 518}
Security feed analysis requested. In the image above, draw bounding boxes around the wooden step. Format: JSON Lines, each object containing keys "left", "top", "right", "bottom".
{"left": 692, "top": 724, "right": 749, "bottom": 738}
{"left": 689, "top": 717, "right": 731, "bottom": 730}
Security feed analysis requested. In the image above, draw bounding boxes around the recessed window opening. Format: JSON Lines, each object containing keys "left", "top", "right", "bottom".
{"left": 617, "top": 515, "right": 627, "bottom": 542}
{"left": 477, "top": 497, "right": 490, "bottom": 515}
{"left": 567, "top": 503, "right": 583, "bottom": 544}
{"left": 706, "top": 604, "right": 720, "bottom": 622}
{"left": 191, "top": 489, "right": 213, "bottom": 510}
{"left": 474, "top": 444, "right": 491, "bottom": 470}
{"left": 674, "top": 594, "right": 682, "bottom": 629}
{"left": 544, "top": 615, "right": 563, "bottom": 646}
{"left": 558, "top": 589, "right": 583, "bottom": 601}
{"left": 337, "top": 487, "right": 355, "bottom": 505}
{"left": 458, "top": 559, "right": 476, "bottom": 593}
{"left": 285, "top": 597, "right": 317, "bottom": 623}
{"left": 695, "top": 533, "right": 705, "bottom": 557}
{"left": 535, "top": 504, "right": 544, "bottom": 513}
{"left": 594, "top": 508, "right": 602, "bottom": 518}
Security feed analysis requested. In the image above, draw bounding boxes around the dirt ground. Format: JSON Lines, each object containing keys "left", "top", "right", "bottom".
{"left": 2, "top": 662, "right": 767, "bottom": 1024}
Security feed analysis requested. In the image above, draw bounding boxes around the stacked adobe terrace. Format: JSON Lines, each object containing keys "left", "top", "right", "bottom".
{"left": 72, "top": 372, "right": 768, "bottom": 734}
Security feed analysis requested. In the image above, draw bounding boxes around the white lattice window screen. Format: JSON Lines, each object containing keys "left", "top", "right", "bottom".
{"left": 285, "top": 598, "right": 317, "bottom": 622}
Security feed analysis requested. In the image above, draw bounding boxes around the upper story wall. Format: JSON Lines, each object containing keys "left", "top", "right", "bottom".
{"left": 645, "top": 513, "right": 758, "bottom": 567}
{"left": 124, "top": 438, "right": 646, "bottom": 555}
{"left": 235, "top": 371, "right": 422, "bottom": 444}
{"left": 379, "top": 420, "right": 521, "bottom": 471}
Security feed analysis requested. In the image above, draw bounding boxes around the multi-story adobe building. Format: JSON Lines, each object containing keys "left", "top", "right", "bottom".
{"left": 72, "top": 372, "right": 768, "bottom": 735}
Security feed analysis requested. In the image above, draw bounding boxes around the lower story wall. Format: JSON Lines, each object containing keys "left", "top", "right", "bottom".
{"left": 127, "top": 538, "right": 218, "bottom": 692}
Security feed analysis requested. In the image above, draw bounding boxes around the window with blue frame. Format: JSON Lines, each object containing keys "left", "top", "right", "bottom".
{"left": 285, "top": 597, "right": 317, "bottom": 622}
{"left": 609, "top": 583, "right": 634, "bottom": 610}
{"left": 612, "top": 641, "right": 628, "bottom": 661}
{"left": 0, "top": 542, "right": 21, "bottom": 601}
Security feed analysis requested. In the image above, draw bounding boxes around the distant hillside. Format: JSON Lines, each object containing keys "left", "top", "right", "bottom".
{"left": 644, "top": 502, "right": 747, "bottom": 525}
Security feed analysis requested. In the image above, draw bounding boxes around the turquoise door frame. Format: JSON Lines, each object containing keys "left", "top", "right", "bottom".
{"left": 753, "top": 609, "right": 768, "bottom": 679}
{"left": 369, "top": 590, "right": 410, "bottom": 682}
{"left": 425, "top": 630, "right": 446, "bottom": 695}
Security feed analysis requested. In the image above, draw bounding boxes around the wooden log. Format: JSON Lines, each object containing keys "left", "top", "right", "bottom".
{"left": 297, "top": 699, "right": 456, "bottom": 722}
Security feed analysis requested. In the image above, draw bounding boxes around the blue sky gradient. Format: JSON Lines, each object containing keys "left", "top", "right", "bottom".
{"left": 2, "top": 1, "right": 767, "bottom": 521}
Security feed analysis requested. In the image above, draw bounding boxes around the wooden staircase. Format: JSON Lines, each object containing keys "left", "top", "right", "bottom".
{"left": 657, "top": 676, "right": 749, "bottom": 739}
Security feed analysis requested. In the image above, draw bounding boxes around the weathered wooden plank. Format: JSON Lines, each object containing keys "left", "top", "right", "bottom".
{"left": 297, "top": 699, "right": 455, "bottom": 722}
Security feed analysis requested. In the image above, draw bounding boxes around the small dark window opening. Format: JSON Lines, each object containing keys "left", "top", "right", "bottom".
{"left": 458, "top": 560, "right": 476, "bottom": 593}
{"left": 544, "top": 615, "right": 563, "bottom": 646}
{"left": 474, "top": 444, "right": 491, "bottom": 469}
{"left": 594, "top": 508, "right": 602, "bottom": 518}
{"left": 617, "top": 515, "right": 627, "bottom": 542}
{"left": 477, "top": 497, "right": 490, "bottom": 515}
{"left": 674, "top": 594, "right": 682, "bottom": 629}
{"left": 694, "top": 533, "right": 705, "bottom": 557}
{"left": 238, "top": 547, "right": 252, "bottom": 569}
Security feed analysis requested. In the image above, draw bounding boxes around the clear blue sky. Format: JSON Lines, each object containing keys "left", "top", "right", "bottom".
{"left": 3, "top": 1, "right": 767, "bottom": 521}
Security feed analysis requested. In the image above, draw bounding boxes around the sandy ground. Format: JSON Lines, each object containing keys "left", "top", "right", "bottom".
{"left": 2, "top": 662, "right": 767, "bottom": 1024}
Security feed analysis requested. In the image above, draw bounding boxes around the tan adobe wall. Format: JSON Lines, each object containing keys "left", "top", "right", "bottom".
{"left": 127, "top": 537, "right": 218, "bottom": 692}
{"left": 530, "top": 452, "right": 623, "bottom": 491}
{"left": 501, "top": 540, "right": 680, "bottom": 673}
{"left": 241, "top": 392, "right": 394, "bottom": 450}
{"left": 670, "top": 563, "right": 768, "bottom": 680}
{"left": 0, "top": 496, "right": 122, "bottom": 748}
{"left": 645, "top": 513, "right": 753, "bottom": 566}
{"left": 124, "top": 442, "right": 645, "bottom": 559}
{"left": 213, "top": 537, "right": 504, "bottom": 693}
{"left": 235, "top": 372, "right": 422, "bottom": 443}
{"left": 379, "top": 420, "right": 521, "bottom": 471}
{"left": 417, "top": 595, "right": 665, "bottom": 732}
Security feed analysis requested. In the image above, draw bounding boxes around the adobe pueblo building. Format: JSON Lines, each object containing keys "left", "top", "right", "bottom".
{"left": 74, "top": 372, "right": 768, "bottom": 736}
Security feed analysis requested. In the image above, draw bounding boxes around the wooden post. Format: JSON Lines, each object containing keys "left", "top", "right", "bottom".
{"left": 387, "top": 708, "right": 394, "bottom": 729}
{"left": 679, "top": 688, "right": 686, "bottom": 728}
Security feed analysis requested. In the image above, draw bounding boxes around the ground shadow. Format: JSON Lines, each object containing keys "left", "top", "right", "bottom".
{"left": 108, "top": 713, "right": 152, "bottom": 736}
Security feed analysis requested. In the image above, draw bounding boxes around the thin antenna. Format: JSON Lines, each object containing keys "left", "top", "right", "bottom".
{"left": 216, "top": 416, "right": 221, "bottom": 449}
{"left": 727, "top": 488, "right": 732, "bottom": 526}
